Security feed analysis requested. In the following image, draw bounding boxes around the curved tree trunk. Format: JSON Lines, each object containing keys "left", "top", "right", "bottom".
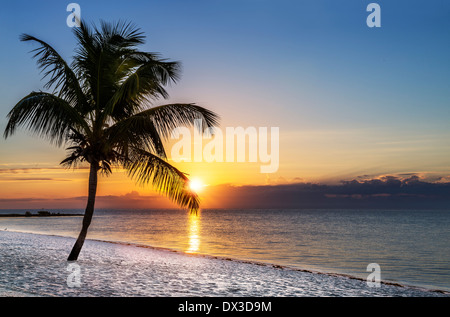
{"left": 67, "top": 162, "right": 99, "bottom": 261}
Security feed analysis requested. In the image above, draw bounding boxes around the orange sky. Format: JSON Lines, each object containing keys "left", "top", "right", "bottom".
{"left": 1, "top": 123, "right": 450, "bottom": 210}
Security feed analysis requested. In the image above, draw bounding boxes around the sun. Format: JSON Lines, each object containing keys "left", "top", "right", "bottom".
{"left": 189, "top": 178, "right": 204, "bottom": 193}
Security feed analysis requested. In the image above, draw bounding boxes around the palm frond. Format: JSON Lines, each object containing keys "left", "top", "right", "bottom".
{"left": 100, "top": 53, "right": 182, "bottom": 122}
{"left": 72, "top": 20, "right": 148, "bottom": 113}
{"left": 105, "top": 112, "right": 167, "bottom": 158}
{"left": 140, "top": 103, "right": 220, "bottom": 140}
{"left": 124, "top": 148, "right": 200, "bottom": 214}
{"left": 60, "top": 128, "right": 89, "bottom": 169}
{"left": 128, "top": 52, "right": 181, "bottom": 85}
{"left": 98, "top": 20, "right": 145, "bottom": 48}
{"left": 3, "top": 92, "right": 90, "bottom": 146}
{"left": 20, "top": 34, "right": 88, "bottom": 112}
{"left": 105, "top": 103, "right": 219, "bottom": 158}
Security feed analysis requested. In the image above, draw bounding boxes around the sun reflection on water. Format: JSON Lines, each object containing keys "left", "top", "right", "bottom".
{"left": 187, "top": 212, "right": 200, "bottom": 253}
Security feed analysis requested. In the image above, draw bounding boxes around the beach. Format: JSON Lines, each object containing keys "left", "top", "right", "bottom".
{"left": 0, "top": 230, "right": 447, "bottom": 297}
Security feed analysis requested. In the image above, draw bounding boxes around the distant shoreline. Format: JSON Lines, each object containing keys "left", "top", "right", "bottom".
{"left": 0, "top": 211, "right": 83, "bottom": 218}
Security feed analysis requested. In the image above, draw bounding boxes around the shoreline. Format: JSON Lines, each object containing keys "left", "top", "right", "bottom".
{"left": 106, "top": 240, "right": 450, "bottom": 295}
{"left": 1, "top": 229, "right": 449, "bottom": 296}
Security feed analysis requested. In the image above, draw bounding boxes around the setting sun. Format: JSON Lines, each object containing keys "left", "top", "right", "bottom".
{"left": 189, "top": 178, "right": 205, "bottom": 193}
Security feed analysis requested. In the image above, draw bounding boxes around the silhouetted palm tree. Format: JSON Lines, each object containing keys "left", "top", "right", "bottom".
{"left": 3, "top": 21, "right": 219, "bottom": 261}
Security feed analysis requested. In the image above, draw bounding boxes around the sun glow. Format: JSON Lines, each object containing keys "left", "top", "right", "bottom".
{"left": 189, "top": 178, "right": 205, "bottom": 193}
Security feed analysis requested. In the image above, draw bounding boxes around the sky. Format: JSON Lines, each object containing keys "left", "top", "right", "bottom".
{"left": 0, "top": 0, "right": 449, "bottom": 209}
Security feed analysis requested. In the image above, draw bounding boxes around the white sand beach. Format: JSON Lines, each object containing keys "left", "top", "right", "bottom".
{"left": 0, "top": 230, "right": 447, "bottom": 297}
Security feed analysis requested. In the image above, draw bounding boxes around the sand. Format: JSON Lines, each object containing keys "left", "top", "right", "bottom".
{"left": 0, "top": 230, "right": 447, "bottom": 297}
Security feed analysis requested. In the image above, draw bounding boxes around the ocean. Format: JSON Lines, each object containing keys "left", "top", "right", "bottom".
{"left": 0, "top": 208, "right": 449, "bottom": 293}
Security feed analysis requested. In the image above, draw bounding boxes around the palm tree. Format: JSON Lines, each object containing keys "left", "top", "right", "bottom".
{"left": 3, "top": 21, "right": 219, "bottom": 261}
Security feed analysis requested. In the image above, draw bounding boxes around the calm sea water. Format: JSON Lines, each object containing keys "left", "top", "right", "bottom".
{"left": 1, "top": 209, "right": 449, "bottom": 292}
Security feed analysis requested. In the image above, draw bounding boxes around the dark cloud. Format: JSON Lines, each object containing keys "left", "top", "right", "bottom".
{"left": 203, "top": 176, "right": 450, "bottom": 209}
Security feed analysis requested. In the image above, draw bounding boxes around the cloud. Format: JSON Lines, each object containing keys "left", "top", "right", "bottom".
{"left": 202, "top": 175, "right": 450, "bottom": 209}
{"left": 1, "top": 177, "right": 72, "bottom": 182}
{"left": 0, "top": 166, "right": 84, "bottom": 183}
{"left": 0, "top": 168, "right": 48, "bottom": 174}
{"left": 0, "top": 167, "right": 89, "bottom": 174}
{"left": 124, "top": 191, "right": 141, "bottom": 198}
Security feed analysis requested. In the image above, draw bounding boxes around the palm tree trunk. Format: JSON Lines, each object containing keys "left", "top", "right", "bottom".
{"left": 67, "top": 162, "right": 99, "bottom": 261}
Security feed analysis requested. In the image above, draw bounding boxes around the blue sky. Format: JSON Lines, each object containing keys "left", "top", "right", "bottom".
{"left": 1, "top": 0, "right": 449, "bottom": 128}
{"left": 0, "top": 0, "right": 449, "bottom": 191}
